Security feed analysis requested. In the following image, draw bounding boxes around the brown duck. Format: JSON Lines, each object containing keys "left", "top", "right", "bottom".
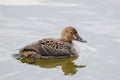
{"left": 19, "top": 26, "right": 87, "bottom": 59}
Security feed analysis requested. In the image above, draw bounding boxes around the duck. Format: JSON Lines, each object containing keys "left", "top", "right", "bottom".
{"left": 19, "top": 26, "right": 87, "bottom": 59}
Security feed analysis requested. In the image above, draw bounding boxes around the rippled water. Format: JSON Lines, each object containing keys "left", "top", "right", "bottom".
{"left": 0, "top": 0, "right": 120, "bottom": 80}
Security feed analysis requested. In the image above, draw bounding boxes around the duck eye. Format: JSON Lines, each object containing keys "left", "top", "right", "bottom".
{"left": 70, "top": 32, "right": 73, "bottom": 34}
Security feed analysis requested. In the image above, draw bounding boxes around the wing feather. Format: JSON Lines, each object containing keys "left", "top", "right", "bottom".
{"left": 39, "top": 38, "right": 72, "bottom": 56}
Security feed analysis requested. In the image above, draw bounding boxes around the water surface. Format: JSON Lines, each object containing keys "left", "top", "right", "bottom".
{"left": 0, "top": 0, "right": 120, "bottom": 80}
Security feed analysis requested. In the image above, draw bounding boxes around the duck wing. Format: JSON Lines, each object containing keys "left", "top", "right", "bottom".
{"left": 39, "top": 38, "right": 72, "bottom": 56}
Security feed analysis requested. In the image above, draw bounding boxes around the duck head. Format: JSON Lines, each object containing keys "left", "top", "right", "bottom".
{"left": 61, "top": 26, "right": 87, "bottom": 43}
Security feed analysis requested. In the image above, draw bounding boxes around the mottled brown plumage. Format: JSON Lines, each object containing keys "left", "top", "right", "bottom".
{"left": 19, "top": 26, "right": 87, "bottom": 59}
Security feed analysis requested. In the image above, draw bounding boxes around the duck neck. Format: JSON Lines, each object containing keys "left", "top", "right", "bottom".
{"left": 60, "top": 36, "right": 72, "bottom": 43}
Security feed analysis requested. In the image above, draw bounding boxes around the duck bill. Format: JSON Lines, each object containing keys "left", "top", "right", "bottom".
{"left": 75, "top": 34, "right": 87, "bottom": 43}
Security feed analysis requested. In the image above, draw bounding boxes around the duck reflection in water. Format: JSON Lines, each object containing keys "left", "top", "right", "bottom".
{"left": 17, "top": 56, "right": 86, "bottom": 76}
{"left": 15, "top": 26, "right": 87, "bottom": 75}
